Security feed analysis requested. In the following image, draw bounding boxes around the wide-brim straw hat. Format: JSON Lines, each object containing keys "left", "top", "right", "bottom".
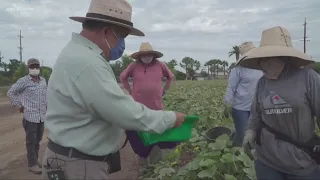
{"left": 131, "top": 42, "right": 163, "bottom": 59}
{"left": 238, "top": 26, "right": 314, "bottom": 70}
{"left": 69, "top": 0, "right": 144, "bottom": 36}
{"left": 235, "top": 42, "right": 256, "bottom": 66}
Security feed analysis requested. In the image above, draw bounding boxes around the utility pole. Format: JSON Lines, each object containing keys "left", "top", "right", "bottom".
{"left": 300, "top": 18, "right": 310, "bottom": 53}
{"left": 0, "top": 51, "right": 4, "bottom": 63}
{"left": 17, "top": 30, "right": 23, "bottom": 62}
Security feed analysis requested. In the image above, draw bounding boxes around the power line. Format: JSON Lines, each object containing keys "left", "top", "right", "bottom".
{"left": 17, "top": 30, "right": 24, "bottom": 62}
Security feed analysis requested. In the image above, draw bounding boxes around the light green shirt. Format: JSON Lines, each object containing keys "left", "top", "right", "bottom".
{"left": 45, "top": 33, "right": 176, "bottom": 156}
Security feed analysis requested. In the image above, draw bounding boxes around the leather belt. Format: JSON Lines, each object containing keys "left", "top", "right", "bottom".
{"left": 47, "top": 139, "right": 110, "bottom": 162}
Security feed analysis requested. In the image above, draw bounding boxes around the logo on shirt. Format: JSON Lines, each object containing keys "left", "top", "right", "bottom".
{"left": 271, "top": 94, "right": 287, "bottom": 105}
{"left": 264, "top": 91, "right": 292, "bottom": 115}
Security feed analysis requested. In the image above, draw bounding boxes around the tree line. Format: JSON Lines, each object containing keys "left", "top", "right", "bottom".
{"left": 110, "top": 54, "right": 237, "bottom": 81}
{"left": 1, "top": 45, "right": 318, "bottom": 86}
{"left": 0, "top": 59, "right": 52, "bottom": 86}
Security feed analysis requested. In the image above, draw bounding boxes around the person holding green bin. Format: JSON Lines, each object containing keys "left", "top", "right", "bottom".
{"left": 120, "top": 42, "right": 186, "bottom": 168}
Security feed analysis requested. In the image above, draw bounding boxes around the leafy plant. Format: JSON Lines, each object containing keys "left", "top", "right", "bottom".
{"left": 140, "top": 80, "right": 256, "bottom": 180}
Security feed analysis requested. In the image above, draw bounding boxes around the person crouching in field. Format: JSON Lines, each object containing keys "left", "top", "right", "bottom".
{"left": 224, "top": 42, "right": 263, "bottom": 147}
{"left": 120, "top": 42, "right": 176, "bottom": 168}
{"left": 7, "top": 58, "right": 47, "bottom": 174}
{"left": 240, "top": 26, "right": 320, "bottom": 179}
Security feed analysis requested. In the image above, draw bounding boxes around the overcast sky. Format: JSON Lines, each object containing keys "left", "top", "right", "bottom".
{"left": 0, "top": 0, "right": 319, "bottom": 71}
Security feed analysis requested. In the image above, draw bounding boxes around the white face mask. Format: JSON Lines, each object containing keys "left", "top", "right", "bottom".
{"left": 140, "top": 55, "right": 154, "bottom": 64}
{"left": 260, "top": 58, "right": 285, "bottom": 79}
{"left": 29, "top": 68, "right": 40, "bottom": 76}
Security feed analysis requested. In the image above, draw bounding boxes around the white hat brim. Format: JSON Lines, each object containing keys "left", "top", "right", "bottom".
{"left": 131, "top": 50, "right": 163, "bottom": 59}
{"left": 238, "top": 46, "right": 314, "bottom": 70}
{"left": 69, "top": 16, "right": 144, "bottom": 37}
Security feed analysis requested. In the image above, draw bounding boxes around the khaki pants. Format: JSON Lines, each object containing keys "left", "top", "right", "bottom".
{"left": 41, "top": 147, "right": 109, "bottom": 180}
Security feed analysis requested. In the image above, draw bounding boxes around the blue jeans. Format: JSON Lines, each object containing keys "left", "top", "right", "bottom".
{"left": 255, "top": 160, "right": 320, "bottom": 180}
{"left": 231, "top": 108, "right": 250, "bottom": 146}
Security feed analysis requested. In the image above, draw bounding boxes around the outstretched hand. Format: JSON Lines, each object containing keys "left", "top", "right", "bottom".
{"left": 174, "top": 112, "right": 185, "bottom": 128}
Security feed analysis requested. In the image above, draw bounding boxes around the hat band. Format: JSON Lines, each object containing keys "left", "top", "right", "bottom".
{"left": 86, "top": 13, "right": 133, "bottom": 27}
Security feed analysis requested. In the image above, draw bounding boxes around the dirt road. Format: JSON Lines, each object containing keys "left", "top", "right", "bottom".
{"left": 0, "top": 96, "right": 139, "bottom": 179}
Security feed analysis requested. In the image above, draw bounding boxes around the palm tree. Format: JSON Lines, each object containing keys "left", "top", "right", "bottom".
{"left": 228, "top": 45, "right": 240, "bottom": 61}
{"left": 213, "top": 59, "right": 223, "bottom": 78}
{"left": 228, "top": 62, "right": 236, "bottom": 73}
{"left": 221, "top": 61, "right": 229, "bottom": 76}
{"left": 204, "top": 60, "right": 214, "bottom": 77}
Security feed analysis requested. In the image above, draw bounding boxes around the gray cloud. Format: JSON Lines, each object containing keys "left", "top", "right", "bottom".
{"left": 0, "top": 0, "right": 319, "bottom": 70}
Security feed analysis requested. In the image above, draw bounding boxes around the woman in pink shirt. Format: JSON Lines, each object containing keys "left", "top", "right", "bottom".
{"left": 120, "top": 42, "right": 176, "bottom": 168}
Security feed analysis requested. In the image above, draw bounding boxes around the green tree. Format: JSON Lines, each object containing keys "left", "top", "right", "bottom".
{"left": 200, "top": 70, "right": 208, "bottom": 77}
{"left": 180, "top": 57, "right": 201, "bottom": 80}
{"left": 165, "top": 59, "right": 177, "bottom": 74}
{"left": 41, "top": 66, "right": 52, "bottom": 83}
{"left": 221, "top": 60, "right": 229, "bottom": 76}
{"left": 12, "top": 62, "right": 27, "bottom": 82}
{"left": 204, "top": 60, "right": 214, "bottom": 78}
{"left": 174, "top": 70, "right": 186, "bottom": 80}
{"left": 121, "top": 54, "right": 134, "bottom": 71}
{"left": 7, "top": 59, "right": 22, "bottom": 77}
{"left": 228, "top": 45, "right": 240, "bottom": 61}
{"left": 110, "top": 61, "right": 123, "bottom": 82}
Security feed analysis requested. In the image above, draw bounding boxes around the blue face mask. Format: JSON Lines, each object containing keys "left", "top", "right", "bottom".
{"left": 105, "top": 31, "right": 125, "bottom": 61}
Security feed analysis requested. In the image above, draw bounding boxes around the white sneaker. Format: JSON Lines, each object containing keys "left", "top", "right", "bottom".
{"left": 29, "top": 165, "right": 42, "bottom": 174}
{"left": 37, "top": 160, "right": 42, "bottom": 168}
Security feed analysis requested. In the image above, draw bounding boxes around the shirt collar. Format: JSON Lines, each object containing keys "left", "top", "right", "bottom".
{"left": 71, "top": 33, "right": 103, "bottom": 55}
{"left": 28, "top": 74, "right": 44, "bottom": 81}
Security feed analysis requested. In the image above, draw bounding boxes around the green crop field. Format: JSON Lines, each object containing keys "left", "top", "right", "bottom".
{"left": 140, "top": 80, "right": 256, "bottom": 180}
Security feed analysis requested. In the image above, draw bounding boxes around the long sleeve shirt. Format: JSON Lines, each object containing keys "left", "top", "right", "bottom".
{"left": 224, "top": 66, "right": 263, "bottom": 111}
{"left": 120, "top": 60, "right": 174, "bottom": 110}
{"left": 248, "top": 65, "right": 320, "bottom": 175}
{"left": 7, "top": 75, "right": 47, "bottom": 123}
{"left": 45, "top": 33, "right": 176, "bottom": 156}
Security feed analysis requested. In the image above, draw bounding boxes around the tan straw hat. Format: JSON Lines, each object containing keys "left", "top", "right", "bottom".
{"left": 239, "top": 42, "right": 256, "bottom": 56}
{"left": 69, "top": 0, "right": 144, "bottom": 36}
{"left": 131, "top": 42, "right": 163, "bottom": 59}
{"left": 238, "top": 26, "right": 314, "bottom": 70}
{"left": 235, "top": 42, "right": 256, "bottom": 66}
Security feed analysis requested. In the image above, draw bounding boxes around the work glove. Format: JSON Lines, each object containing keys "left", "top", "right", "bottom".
{"left": 242, "top": 129, "right": 256, "bottom": 159}
{"left": 223, "top": 104, "right": 232, "bottom": 118}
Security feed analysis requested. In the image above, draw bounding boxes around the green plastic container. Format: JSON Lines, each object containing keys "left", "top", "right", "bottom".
{"left": 137, "top": 115, "right": 199, "bottom": 146}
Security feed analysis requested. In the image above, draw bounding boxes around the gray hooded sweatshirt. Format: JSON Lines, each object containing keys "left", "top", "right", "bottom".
{"left": 248, "top": 65, "right": 320, "bottom": 175}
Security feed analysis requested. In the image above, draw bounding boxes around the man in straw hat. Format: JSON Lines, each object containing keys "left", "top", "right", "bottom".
{"left": 240, "top": 26, "right": 320, "bottom": 179}
{"left": 224, "top": 42, "right": 263, "bottom": 147}
{"left": 7, "top": 58, "right": 47, "bottom": 174}
{"left": 42, "top": 0, "right": 186, "bottom": 179}
{"left": 120, "top": 42, "right": 176, "bottom": 168}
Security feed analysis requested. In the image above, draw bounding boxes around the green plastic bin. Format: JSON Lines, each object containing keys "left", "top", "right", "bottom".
{"left": 137, "top": 115, "right": 199, "bottom": 146}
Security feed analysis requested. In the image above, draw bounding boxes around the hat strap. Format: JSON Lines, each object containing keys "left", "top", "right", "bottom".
{"left": 86, "top": 13, "right": 133, "bottom": 26}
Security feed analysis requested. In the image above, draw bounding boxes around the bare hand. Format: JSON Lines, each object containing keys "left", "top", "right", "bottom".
{"left": 174, "top": 112, "right": 185, "bottom": 128}
{"left": 19, "top": 107, "right": 24, "bottom": 113}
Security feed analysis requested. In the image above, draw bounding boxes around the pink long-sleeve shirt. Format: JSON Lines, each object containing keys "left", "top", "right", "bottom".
{"left": 120, "top": 60, "right": 174, "bottom": 110}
